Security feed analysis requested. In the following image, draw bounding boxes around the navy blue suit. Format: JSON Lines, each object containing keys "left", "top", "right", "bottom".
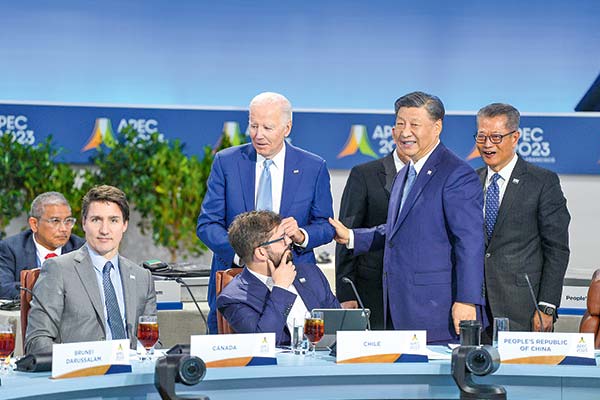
{"left": 217, "top": 264, "right": 340, "bottom": 346}
{"left": 0, "top": 229, "right": 85, "bottom": 299}
{"left": 354, "top": 143, "right": 486, "bottom": 343}
{"left": 197, "top": 143, "right": 335, "bottom": 333}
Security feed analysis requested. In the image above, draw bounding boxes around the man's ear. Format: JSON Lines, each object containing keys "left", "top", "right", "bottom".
{"left": 253, "top": 246, "right": 267, "bottom": 262}
{"left": 28, "top": 217, "right": 39, "bottom": 233}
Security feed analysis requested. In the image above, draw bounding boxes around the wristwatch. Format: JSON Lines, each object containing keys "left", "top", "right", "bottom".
{"left": 538, "top": 304, "right": 557, "bottom": 322}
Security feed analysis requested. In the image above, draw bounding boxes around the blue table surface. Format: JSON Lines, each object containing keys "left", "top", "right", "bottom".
{"left": 1, "top": 347, "right": 600, "bottom": 399}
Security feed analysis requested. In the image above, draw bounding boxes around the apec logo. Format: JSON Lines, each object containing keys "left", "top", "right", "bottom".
{"left": 82, "top": 117, "right": 164, "bottom": 152}
{"left": 0, "top": 114, "right": 35, "bottom": 145}
{"left": 337, "top": 124, "right": 394, "bottom": 159}
{"left": 517, "top": 127, "right": 555, "bottom": 164}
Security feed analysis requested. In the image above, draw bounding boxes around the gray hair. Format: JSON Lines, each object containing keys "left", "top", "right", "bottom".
{"left": 30, "top": 192, "right": 70, "bottom": 218}
{"left": 249, "top": 92, "right": 293, "bottom": 124}
{"left": 477, "top": 103, "right": 520, "bottom": 132}
{"left": 394, "top": 91, "right": 445, "bottom": 122}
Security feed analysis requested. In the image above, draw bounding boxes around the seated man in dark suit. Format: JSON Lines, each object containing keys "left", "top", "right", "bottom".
{"left": 217, "top": 210, "right": 339, "bottom": 346}
{"left": 0, "top": 192, "right": 85, "bottom": 299}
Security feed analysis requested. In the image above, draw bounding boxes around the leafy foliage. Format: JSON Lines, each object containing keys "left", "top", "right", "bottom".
{"left": 0, "top": 134, "right": 91, "bottom": 238}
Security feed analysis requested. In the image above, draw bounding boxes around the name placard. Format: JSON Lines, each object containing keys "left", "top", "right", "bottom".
{"left": 190, "top": 333, "right": 276, "bottom": 368}
{"left": 52, "top": 339, "right": 131, "bottom": 379}
{"left": 336, "top": 330, "right": 428, "bottom": 364}
{"left": 155, "top": 280, "right": 182, "bottom": 310}
{"left": 498, "top": 332, "right": 595, "bottom": 365}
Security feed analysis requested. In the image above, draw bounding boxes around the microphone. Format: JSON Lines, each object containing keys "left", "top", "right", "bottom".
{"left": 342, "top": 277, "right": 371, "bottom": 330}
{"left": 17, "top": 285, "right": 62, "bottom": 347}
{"left": 523, "top": 273, "right": 544, "bottom": 332}
{"left": 175, "top": 277, "right": 209, "bottom": 335}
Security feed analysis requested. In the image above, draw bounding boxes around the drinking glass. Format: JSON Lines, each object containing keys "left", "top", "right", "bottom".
{"left": 493, "top": 317, "right": 510, "bottom": 348}
{"left": 137, "top": 315, "right": 159, "bottom": 361}
{"left": 303, "top": 311, "right": 324, "bottom": 357}
{"left": 0, "top": 320, "right": 16, "bottom": 374}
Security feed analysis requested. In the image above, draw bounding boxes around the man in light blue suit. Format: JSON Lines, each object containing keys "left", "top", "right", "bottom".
{"left": 217, "top": 211, "right": 339, "bottom": 346}
{"left": 197, "top": 92, "right": 335, "bottom": 334}
{"left": 330, "top": 92, "right": 485, "bottom": 344}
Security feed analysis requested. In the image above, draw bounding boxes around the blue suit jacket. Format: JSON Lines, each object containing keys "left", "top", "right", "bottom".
{"left": 354, "top": 143, "right": 485, "bottom": 343}
{"left": 216, "top": 264, "right": 340, "bottom": 346}
{"left": 197, "top": 143, "right": 335, "bottom": 333}
{"left": 0, "top": 229, "right": 85, "bottom": 299}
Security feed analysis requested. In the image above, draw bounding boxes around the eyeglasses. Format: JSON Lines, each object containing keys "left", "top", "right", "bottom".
{"left": 474, "top": 130, "right": 516, "bottom": 144}
{"left": 258, "top": 235, "right": 287, "bottom": 248}
{"left": 38, "top": 217, "right": 77, "bottom": 228}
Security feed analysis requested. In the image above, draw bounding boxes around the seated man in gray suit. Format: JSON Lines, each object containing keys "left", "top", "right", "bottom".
{"left": 0, "top": 191, "right": 85, "bottom": 299}
{"left": 25, "top": 185, "right": 156, "bottom": 354}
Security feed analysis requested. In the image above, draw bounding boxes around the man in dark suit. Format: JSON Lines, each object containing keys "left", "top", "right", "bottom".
{"left": 217, "top": 210, "right": 339, "bottom": 346}
{"left": 475, "top": 103, "right": 570, "bottom": 335}
{"left": 0, "top": 192, "right": 85, "bottom": 299}
{"left": 335, "top": 131, "right": 409, "bottom": 329}
{"left": 197, "top": 92, "right": 335, "bottom": 334}
{"left": 330, "top": 91, "right": 485, "bottom": 344}
{"left": 26, "top": 185, "right": 156, "bottom": 354}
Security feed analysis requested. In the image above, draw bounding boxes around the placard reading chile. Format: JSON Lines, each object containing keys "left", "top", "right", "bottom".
{"left": 336, "top": 330, "right": 428, "bottom": 364}
{"left": 1, "top": 102, "right": 600, "bottom": 174}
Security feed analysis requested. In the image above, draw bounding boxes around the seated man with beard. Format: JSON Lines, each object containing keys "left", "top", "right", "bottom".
{"left": 217, "top": 210, "right": 339, "bottom": 346}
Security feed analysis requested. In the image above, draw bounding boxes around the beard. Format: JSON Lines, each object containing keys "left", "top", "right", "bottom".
{"left": 267, "top": 245, "right": 293, "bottom": 267}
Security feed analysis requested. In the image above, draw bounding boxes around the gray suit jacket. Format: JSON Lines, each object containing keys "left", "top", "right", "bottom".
{"left": 478, "top": 156, "right": 570, "bottom": 331}
{"left": 25, "top": 245, "right": 157, "bottom": 354}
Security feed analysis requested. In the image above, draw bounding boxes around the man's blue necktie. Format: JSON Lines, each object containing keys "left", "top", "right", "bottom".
{"left": 399, "top": 164, "right": 417, "bottom": 214}
{"left": 256, "top": 159, "right": 273, "bottom": 211}
{"left": 103, "top": 261, "right": 126, "bottom": 339}
{"left": 485, "top": 173, "right": 501, "bottom": 240}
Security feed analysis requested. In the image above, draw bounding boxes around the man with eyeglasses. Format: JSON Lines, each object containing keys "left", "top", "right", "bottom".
{"left": 475, "top": 103, "right": 570, "bottom": 337}
{"left": 217, "top": 210, "right": 339, "bottom": 346}
{"left": 0, "top": 192, "right": 85, "bottom": 299}
{"left": 25, "top": 185, "right": 156, "bottom": 354}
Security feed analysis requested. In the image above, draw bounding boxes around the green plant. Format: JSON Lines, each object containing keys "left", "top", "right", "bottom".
{"left": 92, "top": 126, "right": 241, "bottom": 262}
{"left": 0, "top": 134, "right": 89, "bottom": 238}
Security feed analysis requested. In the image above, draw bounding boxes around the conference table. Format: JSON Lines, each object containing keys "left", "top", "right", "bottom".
{"left": 2, "top": 348, "right": 600, "bottom": 399}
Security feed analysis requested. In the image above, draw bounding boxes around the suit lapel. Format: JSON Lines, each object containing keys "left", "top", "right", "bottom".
{"left": 24, "top": 232, "right": 39, "bottom": 267}
{"left": 477, "top": 168, "right": 489, "bottom": 246}
{"left": 293, "top": 266, "right": 318, "bottom": 311}
{"left": 238, "top": 145, "right": 257, "bottom": 211}
{"left": 73, "top": 246, "right": 106, "bottom": 335}
{"left": 381, "top": 153, "right": 397, "bottom": 195}
{"left": 279, "top": 144, "right": 301, "bottom": 217}
{"left": 390, "top": 144, "right": 443, "bottom": 236}
{"left": 387, "top": 165, "right": 408, "bottom": 235}
{"left": 491, "top": 157, "right": 526, "bottom": 242}
{"left": 119, "top": 257, "right": 136, "bottom": 334}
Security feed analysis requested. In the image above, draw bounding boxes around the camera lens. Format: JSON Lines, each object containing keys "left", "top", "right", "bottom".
{"left": 466, "top": 349, "right": 492, "bottom": 375}
{"left": 177, "top": 356, "right": 206, "bottom": 385}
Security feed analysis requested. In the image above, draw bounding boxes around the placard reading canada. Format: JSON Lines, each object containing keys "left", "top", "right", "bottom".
{"left": 190, "top": 333, "right": 276, "bottom": 368}
{"left": 52, "top": 339, "right": 131, "bottom": 379}
{"left": 498, "top": 332, "right": 595, "bottom": 365}
{"left": 336, "top": 330, "right": 428, "bottom": 364}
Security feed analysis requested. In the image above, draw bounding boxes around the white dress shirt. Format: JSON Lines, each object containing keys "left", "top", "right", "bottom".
{"left": 32, "top": 235, "right": 63, "bottom": 267}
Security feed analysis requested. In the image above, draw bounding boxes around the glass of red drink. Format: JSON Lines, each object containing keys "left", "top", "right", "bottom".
{"left": 303, "top": 311, "right": 324, "bottom": 356}
{"left": 0, "top": 321, "right": 15, "bottom": 374}
{"left": 137, "top": 315, "right": 159, "bottom": 361}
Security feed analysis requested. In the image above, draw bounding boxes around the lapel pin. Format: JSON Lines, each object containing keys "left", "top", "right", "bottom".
{"left": 130, "top": 275, "right": 136, "bottom": 280}
{"left": 293, "top": 169, "right": 300, "bottom": 174}
{"left": 299, "top": 277, "right": 306, "bottom": 283}
{"left": 512, "top": 178, "right": 519, "bottom": 184}
{"left": 427, "top": 170, "right": 432, "bottom": 175}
